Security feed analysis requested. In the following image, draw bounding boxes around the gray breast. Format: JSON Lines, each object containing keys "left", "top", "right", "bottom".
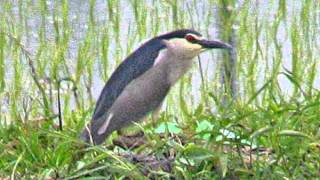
{"left": 89, "top": 61, "right": 171, "bottom": 144}
{"left": 108, "top": 64, "right": 171, "bottom": 127}
{"left": 88, "top": 49, "right": 194, "bottom": 145}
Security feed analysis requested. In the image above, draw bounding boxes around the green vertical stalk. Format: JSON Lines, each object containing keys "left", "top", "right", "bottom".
{"left": 100, "top": 28, "right": 110, "bottom": 80}
{"left": 131, "top": 0, "right": 147, "bottom": 40}
{"left": 0, "top": 30, "right": 5, "bottom": 92}
{"left": 170, "top": 0, "right": 179, "bottom": 28}
{"left": 35, "top": 0, "right": 48, "bottom": 76}
{"left": 12, "top": 40, "right": 22, "bottom": 122}
{"left": 217, "top": 0, "right": 238, "bottom": 106}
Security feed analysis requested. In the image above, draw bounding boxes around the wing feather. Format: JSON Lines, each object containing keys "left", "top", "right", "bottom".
{"left": 81, "top": 29, "right": 201, "bottom": 144}
{"left": 80, "top": 39, "right": 165, "bottom": 144}
{"left": 92, "top": 39, "right": 165, "bottom": 120}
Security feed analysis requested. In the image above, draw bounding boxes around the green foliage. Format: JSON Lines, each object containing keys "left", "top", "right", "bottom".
{"left": 0, "top": 0, "right": 319, "bottom": 179}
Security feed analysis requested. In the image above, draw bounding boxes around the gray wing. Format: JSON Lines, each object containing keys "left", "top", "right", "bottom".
{"left": 92, "top": 39, "right": 165, "bottom": 121}
{"left": 82, "top": 63, "right": 171, "bottom": 145}
{"left": 80, "top": 39, "right": 166, "bottom": 144}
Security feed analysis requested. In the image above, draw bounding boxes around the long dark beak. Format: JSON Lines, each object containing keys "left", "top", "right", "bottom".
{"left": 198, "top": 39, "right": 232, "bottom": 49}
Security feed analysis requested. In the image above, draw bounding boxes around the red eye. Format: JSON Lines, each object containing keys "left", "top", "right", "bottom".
{"left": 185, "top": 34, "right": 196, "bottom": 42}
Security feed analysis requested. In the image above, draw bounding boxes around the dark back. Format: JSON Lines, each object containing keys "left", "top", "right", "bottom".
{"left": 92, "top": 29, "right": 201, "bottom": 121}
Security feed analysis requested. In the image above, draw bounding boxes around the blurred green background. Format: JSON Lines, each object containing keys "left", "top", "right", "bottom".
{"left": 0, "top": 0, "right": 319, "bottom": 179}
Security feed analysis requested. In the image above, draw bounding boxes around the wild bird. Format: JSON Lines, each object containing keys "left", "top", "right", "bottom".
{"left": 81, "top": 29, "right": 231, "bottom": 145}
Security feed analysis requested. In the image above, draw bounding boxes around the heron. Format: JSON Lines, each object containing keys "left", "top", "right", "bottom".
{"left": 81, "top": 29, "right": 231, "bottom": 145}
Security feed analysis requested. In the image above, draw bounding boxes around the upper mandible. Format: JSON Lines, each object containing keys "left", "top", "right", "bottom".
{"left": 92, "top": 29, "right": 202, "bottom": 121}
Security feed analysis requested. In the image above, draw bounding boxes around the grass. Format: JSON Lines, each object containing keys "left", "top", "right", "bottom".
{"left": 0, "top": 0, "right": 320, "bottom": 179}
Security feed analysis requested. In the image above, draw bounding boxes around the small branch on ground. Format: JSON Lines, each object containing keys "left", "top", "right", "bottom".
{"left": 4, "top": 32, "right": 52, "bottom": 116}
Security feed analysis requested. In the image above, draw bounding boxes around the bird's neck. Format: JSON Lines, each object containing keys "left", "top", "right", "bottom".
{"left": 156, "top": 49, "right": 194, "bottom": 85}
{"left": 168, "top": 58, "right": 193, "bottom": 85}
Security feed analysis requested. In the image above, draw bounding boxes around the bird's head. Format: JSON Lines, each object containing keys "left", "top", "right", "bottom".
{"left": 159, "top": 29, "right": 232, "bottom": 59}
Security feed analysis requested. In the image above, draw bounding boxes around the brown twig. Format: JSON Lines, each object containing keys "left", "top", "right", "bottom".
{"left": 56, "top": 77, "right": 79, "bottom": 131}
{"left": 4, "top": 32, "right": 51, "bottom": 116}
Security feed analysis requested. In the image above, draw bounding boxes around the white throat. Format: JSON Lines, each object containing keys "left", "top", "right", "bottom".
{"left": 154, "top": 49, "right": 194, "bottom": 85}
